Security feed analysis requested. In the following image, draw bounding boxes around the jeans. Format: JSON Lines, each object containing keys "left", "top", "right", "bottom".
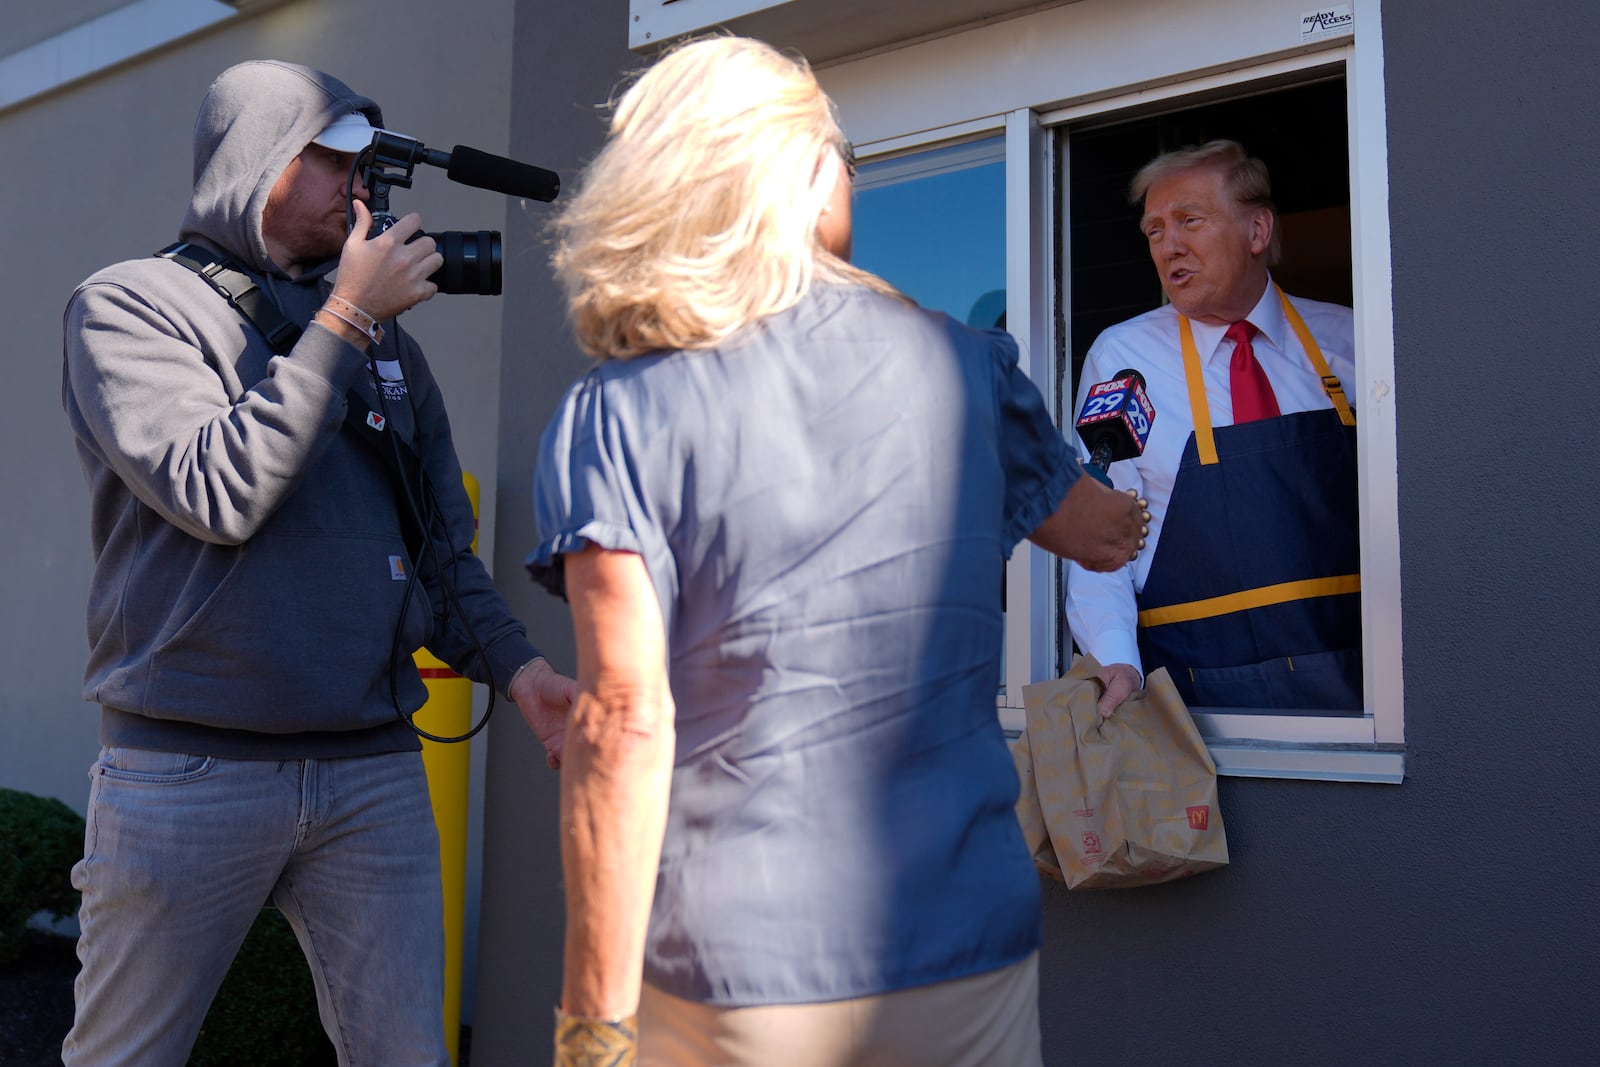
{"left": 62, "top": 747, "right": 449, "bottom": 1067}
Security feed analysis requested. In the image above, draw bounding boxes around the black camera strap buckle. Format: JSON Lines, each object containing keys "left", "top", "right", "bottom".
{"left": 156, "top": 241, "right": 302, "bottom": 353}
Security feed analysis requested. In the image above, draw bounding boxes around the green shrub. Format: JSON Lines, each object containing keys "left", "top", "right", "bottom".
{"left": 189, "top": 908, "right": 337, "bottom": 1066}
{"left": 0, "top": 788, "right": 335, "bottom": 1062}
{"left": 0, "top": 787, "right": 85, "bottom": 963}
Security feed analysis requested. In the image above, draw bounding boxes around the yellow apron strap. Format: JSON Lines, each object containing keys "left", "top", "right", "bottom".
{"left": 1277, "top": 285, "right": 1356, "bottom": 427}
{"left": 1177, "top": 315, "right": 1219, "bottom": 465}
{"left": 1178, "top": 288, "right": 1354, "bottom": 465}
{"left": 1139, "top": 574, "right": 1362, "bottom": 628}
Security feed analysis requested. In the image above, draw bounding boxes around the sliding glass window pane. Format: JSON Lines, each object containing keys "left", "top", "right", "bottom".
{"left": 849, "top": 136, "right": 1011, "bottom": 696}
{"left": 851, "top": 137, "right": 1006, "bottom": 328}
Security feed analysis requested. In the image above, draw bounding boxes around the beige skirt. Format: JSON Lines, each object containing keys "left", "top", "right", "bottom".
{"left": 639, "top": 952, "right": 1042, "bottom": 1067}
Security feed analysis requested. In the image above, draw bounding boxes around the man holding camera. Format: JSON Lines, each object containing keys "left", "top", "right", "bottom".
{"left": 60, "top": 60, "right": 573, "bottom": 1065}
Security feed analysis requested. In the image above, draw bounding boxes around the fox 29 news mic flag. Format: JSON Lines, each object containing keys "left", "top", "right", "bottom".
{"left": 1075, "top": 368, "right": 1154, "bottom": 485}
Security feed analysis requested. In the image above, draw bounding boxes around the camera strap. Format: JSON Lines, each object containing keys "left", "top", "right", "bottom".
{"left": 156, "top": 241, "right": 302, "bottom": 353}
{"left": 155, "top": 241, "right": 428, "bottom": 554}
{"left": 155, "top": 241, "right": 484, "bottom": 739}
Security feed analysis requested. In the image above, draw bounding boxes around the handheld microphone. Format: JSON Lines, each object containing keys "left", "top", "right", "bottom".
{"left": 1074, "top": 368, "right": 1155, "bottom": 485}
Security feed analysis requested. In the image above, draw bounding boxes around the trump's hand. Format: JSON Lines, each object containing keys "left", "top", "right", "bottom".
{"left": 1096, "top": 662, "right": 1143, "bottom": 718}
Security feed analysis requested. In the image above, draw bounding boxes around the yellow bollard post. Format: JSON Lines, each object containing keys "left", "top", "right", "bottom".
{"left": 414, "top": 470, "right": 479, "bottom": 1067}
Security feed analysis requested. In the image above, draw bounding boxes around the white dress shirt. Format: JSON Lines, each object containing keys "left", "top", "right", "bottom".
{"left": 1064, "top": 279, "right": 1356, "bottom": 676}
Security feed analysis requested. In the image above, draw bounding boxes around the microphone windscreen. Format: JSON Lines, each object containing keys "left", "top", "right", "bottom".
{"left": 445, "top": 146, "right": 560, "bottom": 202}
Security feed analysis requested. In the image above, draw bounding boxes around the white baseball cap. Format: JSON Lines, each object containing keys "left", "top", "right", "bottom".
{"left": 311, "top": 111, "right": 383, "bottom": 152}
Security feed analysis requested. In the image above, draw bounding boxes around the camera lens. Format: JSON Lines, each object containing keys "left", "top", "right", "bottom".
{"left": 427, "top": 230, "right": 502, "bottom": 296}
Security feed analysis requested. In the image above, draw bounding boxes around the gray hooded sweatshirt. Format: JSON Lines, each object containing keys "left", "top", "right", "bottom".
{"left": 61, "top": 60, "right": 538, "bottom": 758}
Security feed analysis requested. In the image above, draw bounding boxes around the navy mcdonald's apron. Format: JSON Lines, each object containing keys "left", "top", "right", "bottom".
{"left": 1135, "top": 287, "right": 1363, "bottom": 713}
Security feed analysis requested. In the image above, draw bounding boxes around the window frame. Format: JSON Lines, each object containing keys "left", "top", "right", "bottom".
{"left": 825, "top": 0, "right": 1402, "bottom": 783}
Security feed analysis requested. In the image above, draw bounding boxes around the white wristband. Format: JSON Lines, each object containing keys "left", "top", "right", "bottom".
{"left": 323, "top": 294, "right": 384, "bottom": 345}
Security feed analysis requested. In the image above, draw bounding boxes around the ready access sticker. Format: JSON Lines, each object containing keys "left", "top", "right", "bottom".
{"left": 1301, "top": 4, "right": 1353, "bottom": 41}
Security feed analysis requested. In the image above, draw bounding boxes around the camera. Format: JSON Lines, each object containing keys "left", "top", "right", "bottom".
{"left": 355, "top": 131, "right": 560, "bottom": 296}
{"left": 368, "top": 212, "right": 501, "bottom": 296}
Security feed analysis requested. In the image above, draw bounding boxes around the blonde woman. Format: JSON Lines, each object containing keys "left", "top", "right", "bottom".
{"left": 530, "top": 36, "right": 1146, "bottom": 1067}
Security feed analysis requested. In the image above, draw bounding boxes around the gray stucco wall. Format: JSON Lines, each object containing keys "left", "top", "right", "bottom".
{"left": 473, "top": 1, "right": 640, "bottom": 1060}
{"left": 476, "top": 0, "right": 1600, "bottom": 1062}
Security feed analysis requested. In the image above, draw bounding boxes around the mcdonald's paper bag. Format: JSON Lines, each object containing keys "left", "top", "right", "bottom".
{"left": 1011, "top": 653, "right": 1228, "bottom": 889}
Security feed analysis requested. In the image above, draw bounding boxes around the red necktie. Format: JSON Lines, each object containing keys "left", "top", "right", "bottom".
{"left": 1227, "top": 320, "right": 1279, "bottom": 423}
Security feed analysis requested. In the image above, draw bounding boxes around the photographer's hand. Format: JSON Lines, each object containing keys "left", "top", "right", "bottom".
{"left": 328, "top": 200, "right": 444, "bottom": 324}
{"left": 509, "top": 657, "right": 577, "bottom": 770}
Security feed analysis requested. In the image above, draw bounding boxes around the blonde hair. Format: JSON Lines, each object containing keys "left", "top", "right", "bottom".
{"left": 1130, "top": 139, "right": 1281, "bottom": 266}
{"left": 551, "top": 35, "right": 901, "bottom": 359}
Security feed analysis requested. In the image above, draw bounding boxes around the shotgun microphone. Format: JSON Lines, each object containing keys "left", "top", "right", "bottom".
{"left": 366, "top": 133, "right": 561, "bottom": 202}
{"left": 443, "top": 145, "right": 561, "bottom": 203}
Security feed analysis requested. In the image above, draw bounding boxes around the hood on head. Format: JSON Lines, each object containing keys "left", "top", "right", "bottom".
{"left": 178, "top": 60, "right": 382, "bottom": 276}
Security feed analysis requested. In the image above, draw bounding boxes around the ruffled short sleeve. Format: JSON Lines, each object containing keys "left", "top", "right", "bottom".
{"left": 983, "top": 328, "right": 1077, "bottom": 553}
{"left": 525, "top": 369, "right": 664, "bottom": 607}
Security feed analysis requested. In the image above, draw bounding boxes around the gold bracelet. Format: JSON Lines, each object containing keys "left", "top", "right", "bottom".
{"left": 553, "top": 1006, "right": 637, "bottom": 1067}
{"left": 323, "top": 294, "right": 384, "bottom": 345}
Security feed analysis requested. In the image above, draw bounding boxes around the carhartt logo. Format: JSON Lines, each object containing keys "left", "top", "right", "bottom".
{"left": 1300, "top": 5, "right": 1353, "bottom": 40}
{"left": 1186, "top": 805, "right": 1210, "bottom": 831}
{"left": 366, "top": 412, "right": 386, "bottom": 432}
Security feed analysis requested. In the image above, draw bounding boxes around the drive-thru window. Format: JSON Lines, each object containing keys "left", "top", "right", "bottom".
{"left": 634, "top": 0, "right": 1400, "bottom": 783}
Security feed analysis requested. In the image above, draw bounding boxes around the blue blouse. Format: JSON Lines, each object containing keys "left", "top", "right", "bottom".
{"left": 529, "top": 282, "right": 1075, "bottom": 1006}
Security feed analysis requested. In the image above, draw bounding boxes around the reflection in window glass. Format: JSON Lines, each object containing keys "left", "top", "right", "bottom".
{"left": 849, "top": 137, "right": 1011, "bottom": 695}
{"left": 850, "top": 137, "right": 1006, "bottom": 328}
